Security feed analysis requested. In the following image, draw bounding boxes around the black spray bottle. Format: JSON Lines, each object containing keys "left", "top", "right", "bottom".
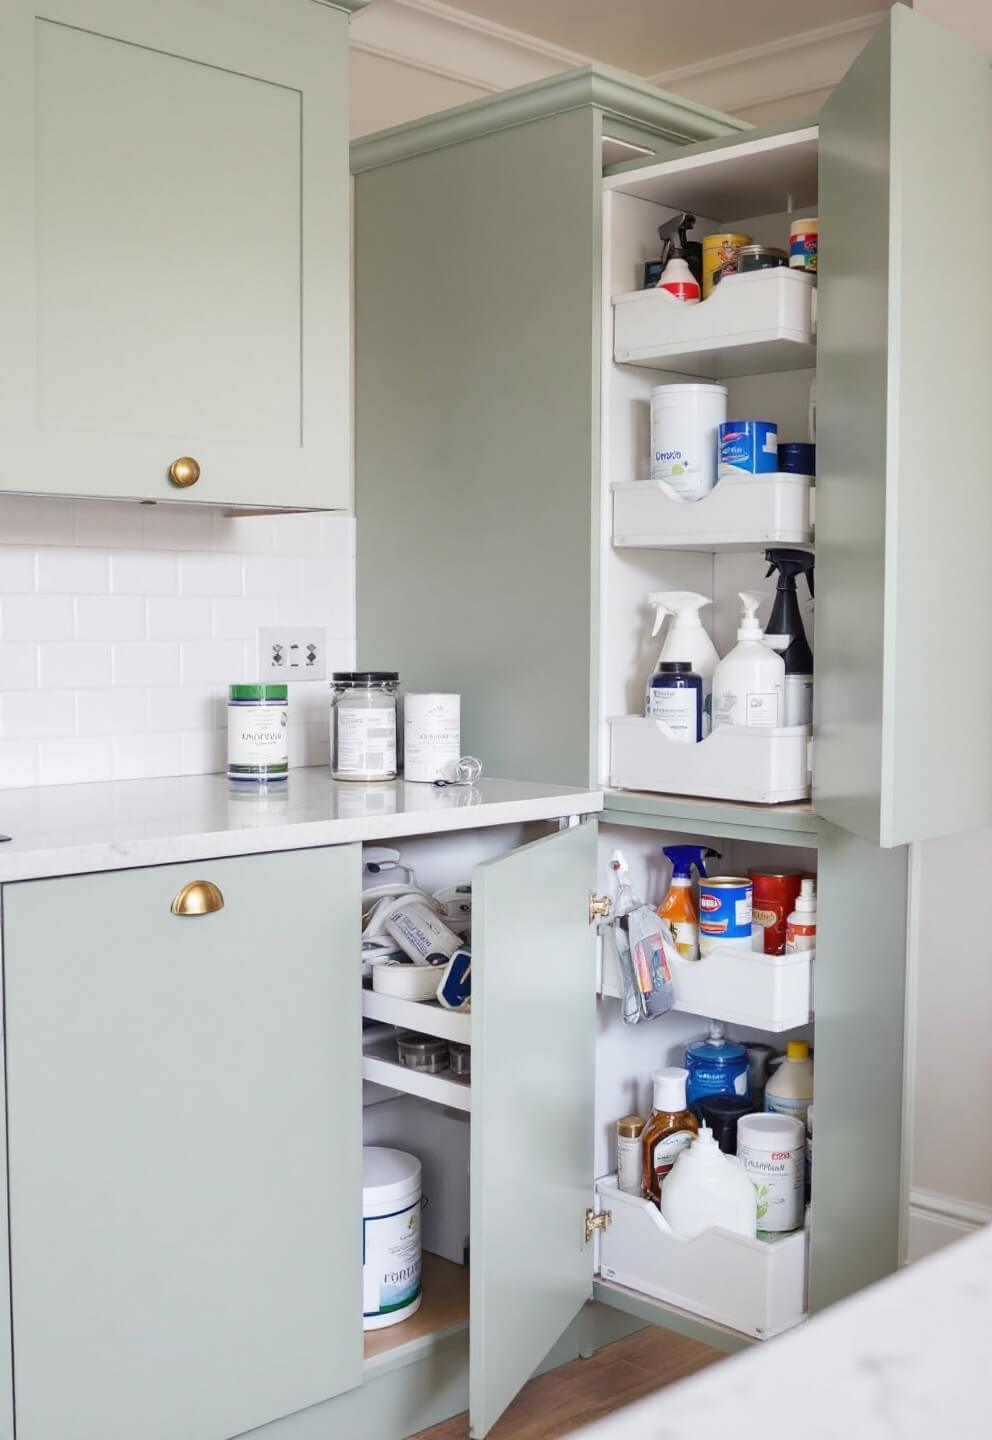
{"left": 764, "top": 549, "right": 815, "bottom": 726}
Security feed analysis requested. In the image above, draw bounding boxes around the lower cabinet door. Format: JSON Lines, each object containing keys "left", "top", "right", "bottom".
{"left": 2, "top": 847, "right": 363, "bottom": 1440}
{"left": 470, "top": 819, "right": 598, "bottom": 1438}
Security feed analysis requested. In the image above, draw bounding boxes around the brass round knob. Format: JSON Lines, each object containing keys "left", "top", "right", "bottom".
{"left": 168, "top": 456, "right": 201, "bottom": 488}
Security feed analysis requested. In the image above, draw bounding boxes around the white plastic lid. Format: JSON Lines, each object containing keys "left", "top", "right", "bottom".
{"left": 652, "top": 1066, "right": 688, "bottom": 1113}
{"left": 362, "top": 1146, "right": 422, "bottom": 1204}
{"left": 650, "top": 383, "right": 729, "bottom": 399}
{"left": 737, "top": 1112, "right": 804, "bottom": 1150}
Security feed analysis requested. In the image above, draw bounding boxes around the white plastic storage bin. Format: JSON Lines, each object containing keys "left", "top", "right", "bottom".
{"left": 609, "top": 716, "right": 812, "bottom": 804}
{"left": 612, "top": 472, "right": 813, "bottom": 550}
{"left": 599, "top": 932, "right": 812, "bottom": 1031}
{"left": 613, "top": 268, "right": 816, "bottom": 377}
{"left": 596, "top": 1177, "right": 808, "bottom": 1339}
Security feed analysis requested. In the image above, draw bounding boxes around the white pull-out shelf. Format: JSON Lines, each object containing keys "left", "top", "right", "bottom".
{"left": 362, "top": 1034, "right": 471, "bottom": 1113}
{"left": 595, "top": 1176, "right": 808, "bottom": 1340}
{"left": 610, "top": 717, "right": 812, "bottom": 805}
{"left": 362, "top": 987, "right": 471, "bottom": 1046}
{"left": 613, "top": 267, "right": 816, "bottom": 377}
{"left": 612, "top": 472, "right": 813, "bottom": 550}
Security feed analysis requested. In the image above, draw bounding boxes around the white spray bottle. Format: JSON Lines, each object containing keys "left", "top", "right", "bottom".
{"left": 711, "top": 591, "right": 786, "bottom": 729}
{"left": 647, "top": 592, "right": 720, "bottom": 734}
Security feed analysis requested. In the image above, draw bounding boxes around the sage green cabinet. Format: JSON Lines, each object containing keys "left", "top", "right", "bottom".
{"left": 2, "top": 846, "right": 362, "bottom": 1440}
{"left": 353, "top": 6, "right": 992, "bottom": 849}
{"left": 0, "top": 0, "right": 363, "bottom": 510}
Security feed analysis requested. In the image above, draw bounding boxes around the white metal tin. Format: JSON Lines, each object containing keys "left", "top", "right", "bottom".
{"left": 403, "top": 693, "right": 461, "bottom": 783}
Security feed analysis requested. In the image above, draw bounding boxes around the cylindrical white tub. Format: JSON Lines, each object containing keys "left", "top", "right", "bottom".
{"left": 362, "top": 1147, "right": 423, "bottom": 1330}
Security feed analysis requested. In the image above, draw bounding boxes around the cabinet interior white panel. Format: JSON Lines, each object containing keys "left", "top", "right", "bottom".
{"left": 363, "top": 1095, "right": 470, "bottom": 1267}
{"left": 35, "top": 18, "right": 302, "bottom": 444}
{"left": 593, "top": 823, "right": 816, "bottom": 1178}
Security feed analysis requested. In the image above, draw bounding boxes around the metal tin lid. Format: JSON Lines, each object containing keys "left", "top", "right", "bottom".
{"left": 617, "top": 1114, "right": 645, "bottom": 1138}
{"left": 738, "top": 244, "right": 788, "bottom": 258}
{"left": 229, "top": 684, "right": 287, "bottom": 700}
{"left": 332, "top": 671, "right": 399, "bottom": 683}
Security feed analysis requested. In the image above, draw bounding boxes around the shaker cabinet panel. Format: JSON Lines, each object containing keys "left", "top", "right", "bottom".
{"left": 2, "top": 846, "right": 362, "bottom": 1440}
{"left": 0, "top": 0, "right": 351, "bottom": 509}
{"left": 814, "top": 4, "right": 992, "bottom": 846}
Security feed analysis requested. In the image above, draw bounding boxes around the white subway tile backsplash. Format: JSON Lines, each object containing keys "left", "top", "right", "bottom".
{"left": 76, "top": 595, "right": 146, "bottom": 641}
{"left": 147, "top": 596, "right": 212, "bottom": 641}
{"left": 0, "top": 502, "right": 355, "bottom": 788}
{"left": 112, "top": 642, "right": 182, "bottom": 688}
{"left": 179, "top": 553, "right": 243, "bottom": 597}
{"left": 113, "top": 732, "right": 183, "bottom": 781}
{"left": 37, "top": 548, "right": 108, "bottom": 594}
{"left": 180, "top": 640, "right": 247, "bottom": 686}
{"left": 0, "top": 549, "right": 37, "bottom": 594}
{"left": 77, "top": 688, "right": 148, "bottom": 737}
{"left": 38, "top": 642, "right": 113, "bottom": 690}
{"left": 243, "top": 555, "right": 305, "bottom": 598}
{"left": 3, "top": 594, "right": 74, "bottom": 642}
{"left": 0, "top": 643, "right": 39, "bottom": 690}
{"left": 2, "top": 689, "right": 76, "bottom": 740}
{"left": 110, "top": 551, "right": 179, "bottom": 595}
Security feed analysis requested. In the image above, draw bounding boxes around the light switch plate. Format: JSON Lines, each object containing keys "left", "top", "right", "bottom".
{"left": 258, "top": 627, "right": 327, "bottom": 681}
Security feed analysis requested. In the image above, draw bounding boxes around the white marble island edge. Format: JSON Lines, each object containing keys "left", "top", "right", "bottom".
{"left": 0, "top": 768, "right": 603, "bottom": 883}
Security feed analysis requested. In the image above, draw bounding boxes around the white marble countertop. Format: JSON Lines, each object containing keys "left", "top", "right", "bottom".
{"left": 579, "top": 1226, "right": 991, "bottom": 1438}
{"left": 0, "top": 769, "right": 602, "bottom": 883}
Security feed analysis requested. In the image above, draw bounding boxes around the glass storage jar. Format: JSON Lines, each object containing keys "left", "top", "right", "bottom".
{"left": 330, "top": 671, "right": 399, "bottom": 781}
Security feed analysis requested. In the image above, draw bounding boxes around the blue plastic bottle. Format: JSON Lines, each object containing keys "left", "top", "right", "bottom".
{"left": 684, "top": 1020, "right": 751, "bottom": 1111}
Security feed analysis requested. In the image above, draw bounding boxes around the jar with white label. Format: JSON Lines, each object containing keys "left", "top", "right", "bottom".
{"left": 330, "top": 672, "right": 399, "bottom": 781}
{"left": 227, "top": 684, "right": 289, "bottom": 783}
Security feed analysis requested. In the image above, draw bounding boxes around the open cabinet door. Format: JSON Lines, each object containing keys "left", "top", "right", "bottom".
{"left": 469, "top": 819, "right": 598, "bottom": 1438}
{"left": 814, "top": 3, "right": 992, "bottom": 847}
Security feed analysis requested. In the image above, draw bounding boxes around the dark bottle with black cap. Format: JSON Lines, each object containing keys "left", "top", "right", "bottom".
{"left": 646, "top": 661, "right": 703, "bottom": 743}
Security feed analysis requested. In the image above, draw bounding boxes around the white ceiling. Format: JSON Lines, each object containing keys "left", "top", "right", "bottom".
{"left": 435, "top": 0, "right": 895, "bottom": 77}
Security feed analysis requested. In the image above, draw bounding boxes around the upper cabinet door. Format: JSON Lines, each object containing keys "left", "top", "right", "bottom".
{"left": 470, "top": 820, "right": 598, "bottom": 1438}
{"left": 815, "top": 4, "right": 992, "bottom": 847}
{"left": 0, "top": 0, "right": 351, "bottom": 509}
{"left": 3, "top": 847, "right": 363, "bottom": 1440}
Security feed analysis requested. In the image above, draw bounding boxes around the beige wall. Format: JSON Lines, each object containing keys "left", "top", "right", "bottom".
{"left": 351, "top": 50, "right": 488, "bottom": 137}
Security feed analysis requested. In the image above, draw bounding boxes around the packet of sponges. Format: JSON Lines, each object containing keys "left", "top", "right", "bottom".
{"left": 610, "top": 850, "right": 675, "bottom": 1024}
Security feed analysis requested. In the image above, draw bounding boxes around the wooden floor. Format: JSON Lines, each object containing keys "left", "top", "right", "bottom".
{"left": 410, "top": 1325, "right": 723, "bottom": 1440}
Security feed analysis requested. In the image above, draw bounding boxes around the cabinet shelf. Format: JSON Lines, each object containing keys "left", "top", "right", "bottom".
{"left": 600, "top": 932, "right": 812, "bottom": 1032}
{"left": 362, "top": 1039, "right": 471, "bottom": 1113}
{"left": 603, "top": 790, "right": 822, "bottom": 847}
{"left": 612, "top": 473, "right": 813, "bottom": 551}
{"left": 364, "top": 1253, "right": 469, "bottom": 1368}
{"left": 362, "top": 987, "right": 471, "bottom": 1046}
{"left": 613, "top": 268, "right": 816, "bottom": 378}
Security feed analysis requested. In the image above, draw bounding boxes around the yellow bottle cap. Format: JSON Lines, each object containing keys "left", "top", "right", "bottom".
{"left": 786, "top": 1040, "right": 810, "bottom": 1061}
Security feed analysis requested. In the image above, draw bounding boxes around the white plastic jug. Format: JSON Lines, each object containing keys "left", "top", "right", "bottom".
{"left": 659, "top": 1124, "right": 757, "bottom": 1239}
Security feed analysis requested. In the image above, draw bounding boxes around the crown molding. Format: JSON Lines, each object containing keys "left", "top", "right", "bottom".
{"left": 646, "top": 10, "right": 889, "bottom": 114}
{"left": 349, "top": 0, "right": 590, "bottom": 94}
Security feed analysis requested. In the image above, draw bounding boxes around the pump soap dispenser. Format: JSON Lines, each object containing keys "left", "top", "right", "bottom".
{"left": 711, "top": 592, "right": 786, "bottom": 729}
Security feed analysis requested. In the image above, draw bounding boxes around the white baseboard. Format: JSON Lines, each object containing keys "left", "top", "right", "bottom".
{"left": 907, "top": 1188, "right": 992, "bottom": 1263}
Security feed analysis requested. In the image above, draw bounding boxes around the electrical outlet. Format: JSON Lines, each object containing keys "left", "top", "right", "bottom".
{"left": 258, "top": 627, "right": 327, "bottom": 682}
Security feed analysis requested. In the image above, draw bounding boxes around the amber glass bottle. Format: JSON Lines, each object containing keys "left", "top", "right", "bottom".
{"left": 641, "top": 1066, "right": 699, "bottom": 1205}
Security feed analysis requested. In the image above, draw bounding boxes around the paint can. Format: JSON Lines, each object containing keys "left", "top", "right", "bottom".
{"left": 649, "top": 383, "right": 727, "bottom": 500}
{"left": 749, "top": 870, "right": 804, "bottom": 955}
{"left": 702, "top": 232, "right": 751, "bottom": 297}
{"left": 789, "top": 218, "right": 818, "bottom": 273}
{"left": 718, "top": 420, "right": 779, "bottom": 480}
{"left": 698, "top": 876, "right": 753, "bottom": 955}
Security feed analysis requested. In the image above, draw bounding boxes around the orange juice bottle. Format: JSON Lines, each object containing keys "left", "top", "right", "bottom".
{"left": 658, "top": 846, "right": 719, "bottom": 962}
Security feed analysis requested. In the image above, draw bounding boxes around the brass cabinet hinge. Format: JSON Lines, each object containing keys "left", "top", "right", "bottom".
{"left": 584, "top": 1207, "right": 612, "bottom": 1244}
{"left": 589, "top": 894, "right": 611, "bottom": 924}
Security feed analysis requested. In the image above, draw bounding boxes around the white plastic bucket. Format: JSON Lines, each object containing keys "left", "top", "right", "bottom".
{"left": 363, "top": 1147, "right": 423, "bottom": 1330}
{"left": 650, "top": 383, "right": 728, "bottom": 500}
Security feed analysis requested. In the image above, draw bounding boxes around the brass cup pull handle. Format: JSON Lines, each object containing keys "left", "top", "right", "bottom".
{"left": 169, "top": 456, "right": 201, "bottom": 488}
{"left": 171, "top": 880, "right": 224, "bottom": 916}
